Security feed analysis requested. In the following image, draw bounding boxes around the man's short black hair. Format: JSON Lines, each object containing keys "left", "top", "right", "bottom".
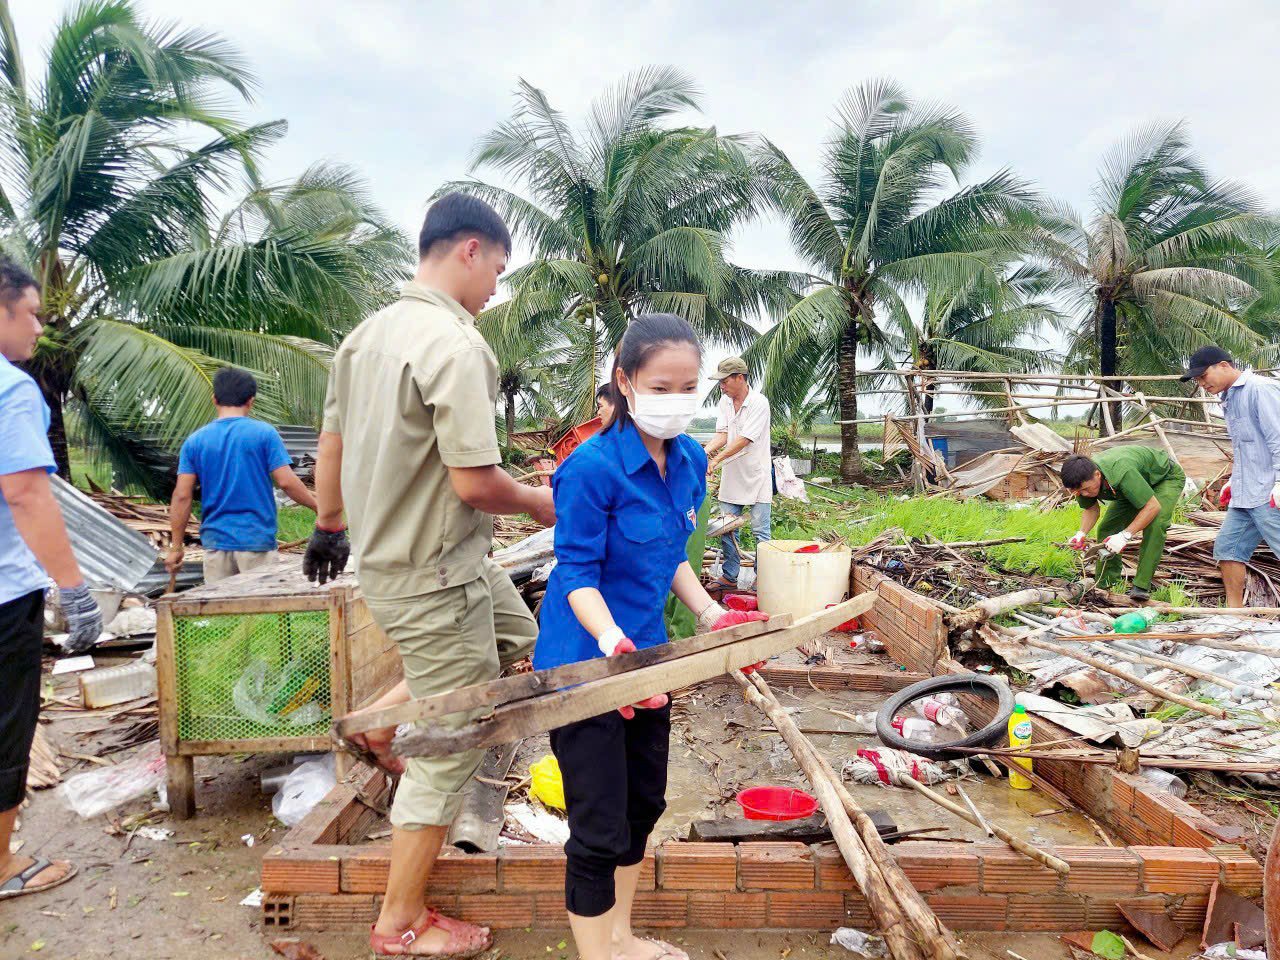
{"left": 0, "top": 254, "right": 38, "bottom": 308}
{"left": 419, "top": 193, "right": 512, "bottom": 258}
{"left": 213, "top": 367, "right": 258, "bottom": 407}
{"left": 1061, "top": 454, "right": 1098, "bottom": 490}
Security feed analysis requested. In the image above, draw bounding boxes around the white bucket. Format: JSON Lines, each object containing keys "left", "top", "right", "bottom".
{"left": 755, "top": 539, "right": 853, "bottom": 620}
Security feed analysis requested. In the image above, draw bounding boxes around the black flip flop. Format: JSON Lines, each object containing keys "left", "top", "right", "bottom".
{"left": 0, "top": 857, "right": 78, "bottom": 900}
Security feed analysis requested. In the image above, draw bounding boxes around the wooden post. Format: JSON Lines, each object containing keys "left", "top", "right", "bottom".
{"left": 736, "top": 670, "right": 964, "bottom": 960}
{"left": 155, "top": 600, "right": 196, "bottom": 819}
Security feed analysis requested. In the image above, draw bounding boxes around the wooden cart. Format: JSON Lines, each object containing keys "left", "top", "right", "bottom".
{"left": 154, "top": 556, "right": 400, "bottom": 818}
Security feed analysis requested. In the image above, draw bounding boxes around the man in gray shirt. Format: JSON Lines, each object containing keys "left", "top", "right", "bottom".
{"left": 1182, "top": 346, "right": 1280, "bottom": 607}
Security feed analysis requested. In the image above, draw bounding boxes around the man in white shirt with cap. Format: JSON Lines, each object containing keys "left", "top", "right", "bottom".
{"left": 705, "top": 357, "right": 772, "bottom": 590}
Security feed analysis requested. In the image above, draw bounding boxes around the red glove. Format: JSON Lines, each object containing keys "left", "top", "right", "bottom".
{"left": 710, "top": 610, "right": 772, "bottom": 674}
{"left": 1220, "top": 482, "right": 1232, "bottom": 509}
{"left": 611, "top": 637, "right": 669, "bottom": 719}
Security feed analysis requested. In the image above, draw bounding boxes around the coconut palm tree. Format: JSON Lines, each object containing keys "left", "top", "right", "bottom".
{"left": 753, "top": 79, "right": 1040, "bottom": 481}
{"left": 441, "top": 66, "right": 803, "bottom": 420}
{"left": 1036, "top": 123, "right": 1275, "bottom": 430}
{"left": 0, "top": 0, "right": 407, "bottom": 485}
{"left": 888, "top": 262, "right": 1060, "bottom": 414}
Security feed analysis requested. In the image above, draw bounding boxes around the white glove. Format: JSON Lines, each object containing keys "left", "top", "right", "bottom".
{"left": 59, "top": 583, "right": 103, "bottom": 655}
{"left": 596, "top": 625, "right": 626, "bottom": 657}
{"left": 1067, "top": 531, "right": 1088, "bottom": 550}
{"left": 1270, "top": 481, "right": 1280, "bottom": 509}
{"left": 696, "top": 601, "right": 728, "bottom": 633}
{"left": 1103, "top": 530, "right": 1133, "bottom": 555}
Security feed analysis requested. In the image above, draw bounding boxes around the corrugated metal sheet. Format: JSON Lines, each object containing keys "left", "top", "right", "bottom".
{"left": 276, "top": 425, "right": 319, "bottom": 464}
{"left": 51, "top": 476, "right": 159, "bottom": 592}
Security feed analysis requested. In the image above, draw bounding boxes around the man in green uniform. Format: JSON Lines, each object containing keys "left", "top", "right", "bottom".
{"left": 1061, "top": 449, "right": 1186, "bottom": 600}
{"left": 303, "top": 194, "right": 555, "bottom": 957}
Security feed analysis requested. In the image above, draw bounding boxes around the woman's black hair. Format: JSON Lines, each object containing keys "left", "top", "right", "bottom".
{"left": 602, "top": 312, "right": 702, "bottom": 433}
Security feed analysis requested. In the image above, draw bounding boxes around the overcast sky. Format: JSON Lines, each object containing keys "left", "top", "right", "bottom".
{"left": 12, "top": 1, "right": 1280, "bottom": 413}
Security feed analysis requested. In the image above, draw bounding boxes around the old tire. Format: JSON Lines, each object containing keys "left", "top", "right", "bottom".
{"left": 874, "top": 673, "right": 1015, "bottom": 761}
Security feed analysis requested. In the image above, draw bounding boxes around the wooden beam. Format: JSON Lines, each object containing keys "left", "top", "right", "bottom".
{"left": 393, "top": 593, "right": 878, "bottom": 758}
{"left": 338, "top": 615, "right": 788, "bottom": 736}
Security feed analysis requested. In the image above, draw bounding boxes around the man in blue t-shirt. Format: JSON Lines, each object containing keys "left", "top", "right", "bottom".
{"left": 166, "top": 368, "right": 317, "bottom": 583}
{"left": 0, "top": 256, "right": 101, "bottom": 901}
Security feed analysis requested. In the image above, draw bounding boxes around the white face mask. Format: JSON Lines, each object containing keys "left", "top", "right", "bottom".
{"left": 625, "top": 386, "right": 700, "bottom": 440}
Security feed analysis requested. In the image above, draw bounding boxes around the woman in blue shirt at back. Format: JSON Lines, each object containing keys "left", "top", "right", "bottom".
{"left": 534, "top": 314, "right": 766, "bottom": 960}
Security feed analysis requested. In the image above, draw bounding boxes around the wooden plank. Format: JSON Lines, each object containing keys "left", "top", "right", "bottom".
{"left": 329, "top": 593, "right": 351, "bottom": 721}
{"left": 178, "top": 736, "right": 332, "bottom": 756}
{"left": 169, "top": 596, "right": 331, "bottom": 617}
{"left": 758, "top": 665, "right": 929, "bottom": 692}
{"left": 166, "top": 755, "right": 195, "bottom": 820}
{"left": 346, "top": 621, "right": 393, "bottom": 675}
{"left": 344, "top": 597, "right": 377, "bottom": 638}
{"left": 350, "top": 648, "right": 404, "bottom": 708}
{"left": 394, "top": 593, "right": 878, "bottom": 757}
{"left": 155, "top": 602, "right": 180, "bottom": 756}
{"left": 338, "top": 614, "right": 788, "bottom": 737}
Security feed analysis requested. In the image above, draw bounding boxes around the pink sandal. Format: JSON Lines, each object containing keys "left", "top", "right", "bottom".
{"left": 369, "top": 908, "right": 491, "bottom": 958}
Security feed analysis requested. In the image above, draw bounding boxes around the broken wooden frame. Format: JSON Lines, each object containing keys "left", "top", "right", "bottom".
{"left": 347, "top": 595, "right": 879, "bottom": 759}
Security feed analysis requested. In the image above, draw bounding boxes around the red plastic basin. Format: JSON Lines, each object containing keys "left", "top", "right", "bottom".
{"left": 736, "top": 786, "right": 818, "bottom": 821}
{"left": 724, "top": 593, "right": 759, "bottom": 611}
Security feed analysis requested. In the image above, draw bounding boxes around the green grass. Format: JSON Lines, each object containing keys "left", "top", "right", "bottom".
{"left": 277, "top": 505, "right": 317, "bottom": 543}
{"left": 772, "top": 492, "right": 1086, "bottom": 577}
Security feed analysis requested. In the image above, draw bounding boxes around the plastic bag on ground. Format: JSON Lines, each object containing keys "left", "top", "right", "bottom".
{"left": 830, "top": 928, "right": 887, "bottom": 958}
{"left": 59, "top": 741, "right": 165, "bottom": 818}
{"left": 272, "top": 755, "right": 336, "bottom": 826}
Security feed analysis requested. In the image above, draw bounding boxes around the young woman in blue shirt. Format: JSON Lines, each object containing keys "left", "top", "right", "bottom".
{"left": 534, "top": 314, "right": 767, "bottom": 960}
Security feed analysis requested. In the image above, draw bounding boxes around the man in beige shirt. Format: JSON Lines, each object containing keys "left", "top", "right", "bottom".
{"left": 704, "top": 357, "right": 773, "bottom": 589}
{"left": 304, "top": 193, "right": 554, "bottom": 957}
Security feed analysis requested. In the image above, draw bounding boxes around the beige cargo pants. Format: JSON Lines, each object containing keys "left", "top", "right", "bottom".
{"left": 363, "top": 558, "right": 537, "bottom": 828}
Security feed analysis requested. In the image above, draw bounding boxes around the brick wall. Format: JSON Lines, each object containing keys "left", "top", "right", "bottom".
{"left": 263, "top": 839, "right": 1262, "bottom": 932}
{"left": 851, "top": 566, "right": 948, "bottom": 669}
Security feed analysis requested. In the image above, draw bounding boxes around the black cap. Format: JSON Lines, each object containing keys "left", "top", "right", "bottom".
{"left": 1180, "top": 345, "right": 1234, "bottom": 381}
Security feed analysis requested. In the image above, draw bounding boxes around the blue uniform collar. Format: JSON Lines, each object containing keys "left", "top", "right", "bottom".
{"left": 616, "top": 421, "right": 687, "bottom": 476}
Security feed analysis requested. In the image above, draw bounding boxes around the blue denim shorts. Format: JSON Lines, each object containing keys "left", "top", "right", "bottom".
{"left": 1213, "top": 505, "right": 1280, "bottom": 563}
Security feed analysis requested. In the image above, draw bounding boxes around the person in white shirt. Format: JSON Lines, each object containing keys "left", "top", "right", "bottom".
{"left": 704, "top": 357, "right": 772, "bottom": 589}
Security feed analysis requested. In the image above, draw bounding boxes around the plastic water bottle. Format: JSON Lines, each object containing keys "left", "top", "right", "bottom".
{"left": 1007, "top": 705, "right": 1034, "bottom": 789}
{"left": 1139, "top": 768, "right": 1188, "bottom": 799}
{"left": 913, "top": 694, "right": 968, "bottom": 732}
{"left": 1113, "top": 608, "right": 1160, "bottom": 635}
{"left": 892, "top": 716, "right": 936, "bottom": 745}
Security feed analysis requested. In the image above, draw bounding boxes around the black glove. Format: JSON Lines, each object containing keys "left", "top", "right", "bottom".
{"left": 303, "top": 527, "right": 350, "bottom": 585}
{"left": 59, "top": 583, "right": 103, "bottom": 655}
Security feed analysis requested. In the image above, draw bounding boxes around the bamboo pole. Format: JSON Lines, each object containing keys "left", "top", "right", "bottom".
{"left": 1102, "top": 640, "right": 1278, "bottom": 702}
{"left": 735, "top": 671, "right": 963, "bottom": 960}
{"left": 894, "top": 777, "right": 1069, "bottom": 875}
{"left": 1100, "top": 605, "right": 1280, "bottom": 617}
{"left": 1060, "top": 632, "right": 1280, "bottom": 660}
{"left": 1010, "top": 631, "right": 1229, "bottom": 719}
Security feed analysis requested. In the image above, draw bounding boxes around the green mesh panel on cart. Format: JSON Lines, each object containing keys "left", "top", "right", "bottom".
{"left": 172, "top": 610, "right": 332, "bottom": 741}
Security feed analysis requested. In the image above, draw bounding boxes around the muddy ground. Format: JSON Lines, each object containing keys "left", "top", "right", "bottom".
{"left": 0, "top": 649, "right": 1228, "bottom": 960}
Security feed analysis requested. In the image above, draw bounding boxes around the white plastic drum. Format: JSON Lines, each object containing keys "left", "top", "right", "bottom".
{"left": 755, "top": 539, "right": 853, "bottom": 619}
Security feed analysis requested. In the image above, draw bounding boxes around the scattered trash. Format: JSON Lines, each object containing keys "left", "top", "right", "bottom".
{"left": 270, "top": 937, "right": 326, "bottom": 960}
{"left": 843, "top": 748, "right": 967, "bottom": 787}
{"left": 240, "top": 888, "right": 264, "bottom": 908}
{"left": 271, "top": 755, "right": 336, "bottom": 826}
{"left": 52, "top": 655, "right": 96, "bottom": 676}
{"left": 736, "top": 786, "right": 818, "bottom": 821}
{"left": 830, "top": 928, "right": 887, "bottom": 958}
{"left": 79, "top": 661, "right": 156, "bottom": 709}
{"left": 241, "top": 834, "right": 256, "bottom": 847}
{"left": 133, "top": 826, "right": 172, "bottom": 842}
{"left": 529, "top": 755, "right": 566, "bottom": 811}
{"left": 772, "top": 456, "right": 808, "bottom": 502}
{"left": 1201, "top": 946, "right": 1266, "bottom": 960}
{"left": 105, "top": 606, "right": 157, "bottom": 637}
{"left": 58, "top": 741, "right": 165, "bottom": 818}
{"left": 1087, "top": 930, "right": 1125, "bottom": 960}
{"left": 260, "top": 760, "right": 305, "bottom": 795}
{"left": 506, "top": 802, "right": 569, "bottom": 844}
{"left": 1137, "top": 767, "right": 1188, "bottom": 799}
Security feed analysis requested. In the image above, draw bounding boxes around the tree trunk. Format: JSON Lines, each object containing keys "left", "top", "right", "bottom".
{"left": 503, "top": 391, "right": 516, "bottom": 448}
{"left": 837, "top": 319, "right": 864, "bottom": 484}
{"left": 1098, "top": 295, "right": 1123, "bottom": 433}
{"left": 23, "top": 362, "right": 72, "bottom": 479}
